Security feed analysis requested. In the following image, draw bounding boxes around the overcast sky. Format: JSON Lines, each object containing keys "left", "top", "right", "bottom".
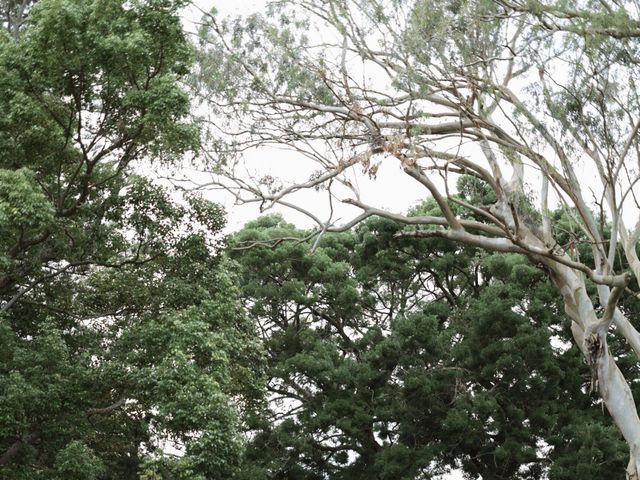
{"left": 180, "top": 0, "right": 433, "bottom": 235}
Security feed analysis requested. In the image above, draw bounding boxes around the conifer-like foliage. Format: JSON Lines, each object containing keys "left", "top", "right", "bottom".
{"left": 0, "top": 1, "right": 262, "bottom": 478}
{"left": 230, "top": 206, "right": 630, "bottom": 479}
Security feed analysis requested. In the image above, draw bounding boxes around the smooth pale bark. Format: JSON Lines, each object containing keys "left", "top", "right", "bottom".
{"left": 543, "top": 256, "right": 640, "bottom": 479}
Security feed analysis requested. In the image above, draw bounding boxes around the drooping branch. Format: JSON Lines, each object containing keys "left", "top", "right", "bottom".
{"left": 403, "top": 165, "right": 463, "bottom": 231}
{"left": 0, "top": 432, "right": 39, "bottom": 467}
{"left": 87, "top": 396, "right": 127, "bottom": 417}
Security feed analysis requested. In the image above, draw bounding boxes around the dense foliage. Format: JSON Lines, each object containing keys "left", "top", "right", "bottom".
{"left": 5, "top": 0, "right": 640, "bottom": 478}
{"left": 0, "top": 1, "right": 262, "bottom": 478}
{"left": 230, "top": 203, "right": 630, "bottom": 479}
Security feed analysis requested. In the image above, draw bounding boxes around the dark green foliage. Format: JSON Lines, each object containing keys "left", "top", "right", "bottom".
{"left": 231, "top": 212, "right": 627, "bottom": 479}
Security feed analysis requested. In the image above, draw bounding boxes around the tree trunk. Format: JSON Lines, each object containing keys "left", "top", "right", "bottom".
{"left": 551, "top": 266, "right": 640, "bottom": 477}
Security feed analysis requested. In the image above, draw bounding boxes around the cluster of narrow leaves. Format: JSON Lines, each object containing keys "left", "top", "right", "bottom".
{"left": 230, "top": 201, "right": 630, "bottom": 480}
{"left": 0, "top": 1, "right": 262, "bottom": 479}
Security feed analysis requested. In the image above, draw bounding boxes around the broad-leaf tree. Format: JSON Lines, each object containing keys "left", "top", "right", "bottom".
{"left": 197, "top": 0, "right": 640, "bottom": 476}
{"left": 0, "top": 0, "right": 262, "bottom": 478}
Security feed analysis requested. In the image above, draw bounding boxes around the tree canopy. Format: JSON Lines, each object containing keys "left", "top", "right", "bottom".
{"left": 230, "top": 201, "right": 635, "bottom": 479}
{"left": 7, "top": 0, "right": 640, "bottom": 478}
{"left": 0, "top": 0, "right": 262, "bottom": 478}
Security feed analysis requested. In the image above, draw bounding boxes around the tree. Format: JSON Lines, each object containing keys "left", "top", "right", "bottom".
{"left": 229, "top": 208, "right": 633, "bottom": 479}
{"left": 0, "top": 0, "right": 262, "bottom": 478}
{"left": 197, "top": 0, "right": 640, "bottom": 476}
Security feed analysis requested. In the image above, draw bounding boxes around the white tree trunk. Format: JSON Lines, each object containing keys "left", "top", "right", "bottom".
{"left": 553, "top": 266, "right": 640, "bottom": 479}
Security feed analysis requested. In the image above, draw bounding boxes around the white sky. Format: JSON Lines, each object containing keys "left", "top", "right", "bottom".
{"left": 182, "top": 0, "right": 430, "bottom": 234}
{"left": 185, "top": 0, "right": 627, "bottom": 233}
